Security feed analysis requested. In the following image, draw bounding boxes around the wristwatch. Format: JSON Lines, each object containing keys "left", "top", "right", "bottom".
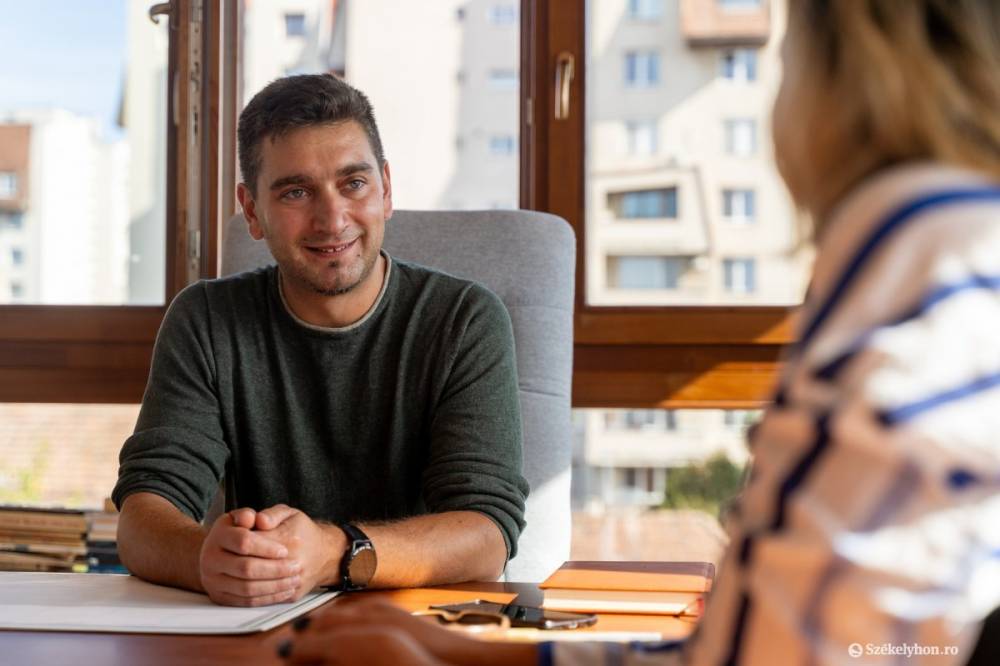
{"left": 339, "top": 523, "right": 377, "bottom": 591}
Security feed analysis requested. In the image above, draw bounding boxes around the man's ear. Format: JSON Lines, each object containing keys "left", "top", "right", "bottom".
{"left": 381, "top": 161, "right": 393, "bottom": 221}
{"left": 236, "top": 183, "right": 266, "bottom": 240}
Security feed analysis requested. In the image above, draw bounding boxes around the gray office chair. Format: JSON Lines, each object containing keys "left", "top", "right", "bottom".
{"left": 213, "top": 210, "right": 575, "bottom": 582}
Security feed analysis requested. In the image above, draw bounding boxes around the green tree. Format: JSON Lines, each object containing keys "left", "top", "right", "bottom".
{"left": 662, "top": 453, "right": 746, "bottom": 518}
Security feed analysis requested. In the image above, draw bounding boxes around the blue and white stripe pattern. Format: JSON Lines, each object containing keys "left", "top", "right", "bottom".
{"left": 543, "top": 164, "right": 1000, "bottom": 666}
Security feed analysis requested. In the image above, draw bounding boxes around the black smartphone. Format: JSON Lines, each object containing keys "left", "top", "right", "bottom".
{"left": 429, "top": 600, "right": 598, "bottom": 630}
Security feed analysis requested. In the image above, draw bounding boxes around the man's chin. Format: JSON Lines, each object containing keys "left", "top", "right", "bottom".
{"left": 310, "top": 281, "right": 358, "bottom": 297}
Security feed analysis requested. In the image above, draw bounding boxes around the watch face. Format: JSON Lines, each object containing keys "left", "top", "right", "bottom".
{"left": 348, "top": 544, "right": 377, "bottom": 587}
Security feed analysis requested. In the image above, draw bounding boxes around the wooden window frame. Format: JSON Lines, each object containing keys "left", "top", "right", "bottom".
{"left": 520, "top": 0, "right": 796, "bottom": 409}
{"left": 0, "top": 0, "right": 238, "bottom": 404}
{"left": 1, "top": 0, "right": 791, "bottom": 409}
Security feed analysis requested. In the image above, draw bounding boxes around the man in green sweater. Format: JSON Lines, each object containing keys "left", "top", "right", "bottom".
{"left": 112, "top": 74, "right": 529, "bottom": 607}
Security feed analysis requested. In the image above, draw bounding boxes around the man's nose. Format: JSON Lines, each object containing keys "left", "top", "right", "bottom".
{"left": 311, "top": 190, "right": 350, "bottom": 235}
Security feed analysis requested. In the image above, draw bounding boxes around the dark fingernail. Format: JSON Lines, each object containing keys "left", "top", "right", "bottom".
{"left": 292, "top": 616, "right": 311, "bottom": 632}
{"left": 276, "top": 639, "right": 292, "bottom": 658}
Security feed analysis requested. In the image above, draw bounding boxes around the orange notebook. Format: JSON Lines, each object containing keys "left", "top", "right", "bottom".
{"left": 539, "top": 561, "right": 715, "bottom": 616}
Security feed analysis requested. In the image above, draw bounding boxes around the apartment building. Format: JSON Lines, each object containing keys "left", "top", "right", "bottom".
{"left": 0, "top": 111, "right": 128, "bottom": 305}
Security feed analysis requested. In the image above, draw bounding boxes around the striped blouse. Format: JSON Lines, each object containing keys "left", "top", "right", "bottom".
{"left": 543, "top": 163, "right": 1000, "bottom": 666}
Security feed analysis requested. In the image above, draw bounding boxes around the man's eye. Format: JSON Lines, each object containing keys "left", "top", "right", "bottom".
{"left": 282, "top": 188, "right": 307, "bottom": 200}
{"left": 347, "top": 179, "right": 366, "bottom": 191}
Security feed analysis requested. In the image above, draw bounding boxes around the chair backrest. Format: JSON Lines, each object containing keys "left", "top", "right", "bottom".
{"left": 219, "top": 210, "right": 575, "bottom": 582}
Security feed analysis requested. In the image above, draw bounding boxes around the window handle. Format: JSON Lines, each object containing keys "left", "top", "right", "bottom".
{"left": 554, "top": 51, "right": 575, "bottom": 120}
{"left": 148, "top": 2, "right": 172, "bottom": 25}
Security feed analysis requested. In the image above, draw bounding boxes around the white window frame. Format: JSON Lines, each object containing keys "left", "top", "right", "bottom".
{"left": 720, "top": 49, "right": 757, "bottom": 83}
{"left": 723, "top": 258, "right": 757, "bottom": 294}
{"left": 724, "top": 118, "right": 757, "bottom": 157}
{"left": 487, "top": 4, "right": 518, "bottom": 25}
{"left": 283, "top": 13, "right": 306, "bottom": 38}
{"left": 489, "top": 134, "right": 516, "bottom": 156}
{"left": 0, "top": 172, "right": 17, "bottom": 198}
{"left": 624, "top": 51, "right": 660, "bottom": 88}
{"left": 627, "top": 0, "right": 664, "bottom": 21}
{"left": 722, "top": 188, "right": 756, "bottom": 224}
{"left": 626, "top": 120, "right": 658, "bottom": 156}
{"left": 614, "top": 255, "right": 687, "bottom": 290}
{"left": 488, "top": 69, "right": 519, "bottom": 90}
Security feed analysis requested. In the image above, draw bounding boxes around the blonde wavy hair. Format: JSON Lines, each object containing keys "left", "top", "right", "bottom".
{"left": 773, "top": 0, "right": 1000, "bottom": 224}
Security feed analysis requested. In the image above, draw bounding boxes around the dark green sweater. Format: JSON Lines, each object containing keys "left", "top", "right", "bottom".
{"left": 112, "top": 256, "right": 528, "bottom": 557}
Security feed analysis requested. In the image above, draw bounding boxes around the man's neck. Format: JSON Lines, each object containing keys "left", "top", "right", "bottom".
{"left": 279, "top": 253, "right": 388, "bottom": 329}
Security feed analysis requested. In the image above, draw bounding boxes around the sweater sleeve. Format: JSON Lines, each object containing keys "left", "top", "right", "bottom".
{"left": 421, "top": 283, "right": 530, "bottom": 559}
{"left": 111, "top": 283, "right": 229, "bottom": 521}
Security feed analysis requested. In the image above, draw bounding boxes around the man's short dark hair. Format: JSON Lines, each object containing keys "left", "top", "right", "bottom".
{"left": 237, "top": 74, "right": 386, "bottom": 196}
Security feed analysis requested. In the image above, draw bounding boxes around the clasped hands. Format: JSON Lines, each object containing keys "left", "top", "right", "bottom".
{"left": 199, "top": 504, "right": 345, "bottom": 607}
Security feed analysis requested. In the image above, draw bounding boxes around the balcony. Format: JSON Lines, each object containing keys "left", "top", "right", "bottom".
{"left": 680, "top": 0, "right": 771, "bottom": 47}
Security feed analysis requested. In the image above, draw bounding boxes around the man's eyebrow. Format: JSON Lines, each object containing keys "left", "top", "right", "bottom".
{"left": 269, "top": 174, "right": 313, "bottom": 191}
{"left": 336, "top": 162, "right": 375, "bottom": 178}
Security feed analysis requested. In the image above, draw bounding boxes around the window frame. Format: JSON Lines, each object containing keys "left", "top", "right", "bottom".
{"left": 521, "top": 1, "right": 795, "bottom": 410}
{"left": 2, "top": 0, "right": 793, "bottom": 409}
{"left": 0, "top": 0, "right": 239, "bottom": 403}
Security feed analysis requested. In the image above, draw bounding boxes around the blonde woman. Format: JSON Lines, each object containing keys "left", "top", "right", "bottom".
{"left": 281, "top": 1, "right": 1000, "bottom": 664}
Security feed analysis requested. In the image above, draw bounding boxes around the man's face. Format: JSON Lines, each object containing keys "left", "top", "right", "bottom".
{"left": 238, "top": 121, "right": 392, "bottom": 299}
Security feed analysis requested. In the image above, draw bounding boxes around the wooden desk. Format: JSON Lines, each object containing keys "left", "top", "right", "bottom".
{"left": 0, "top": 582, "right": 697, "bottom": 666}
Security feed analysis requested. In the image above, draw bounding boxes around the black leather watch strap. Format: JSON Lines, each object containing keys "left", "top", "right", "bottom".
{"left": 339, "top": 523, "right": 376, "bottom": 591}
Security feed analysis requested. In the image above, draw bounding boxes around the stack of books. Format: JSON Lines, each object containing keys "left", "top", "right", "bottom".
{"left": 84, "top": 506, "right": 125, "bottom": 573}
{"left": 539, "top": 560, "right": 715, "bottom": 616}
{"left": 0, "top": 504, "right": 124, "bottom": 573}
{"left": 0, "top": 506, "right": 88, "bottom": 572}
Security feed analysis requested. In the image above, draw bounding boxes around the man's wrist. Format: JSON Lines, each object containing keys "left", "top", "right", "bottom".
{"left": 318, "top": 523, "right": 349, "bottom": 587}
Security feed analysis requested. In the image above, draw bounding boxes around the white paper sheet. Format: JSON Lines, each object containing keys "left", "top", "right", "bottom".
{"left": 0, "top": 572, "right": 339, "bottom": 634}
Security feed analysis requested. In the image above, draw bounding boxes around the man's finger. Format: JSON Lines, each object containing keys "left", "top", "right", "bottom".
{"left": 216, "top": 525, "right": 289, "bottom": 558}
{"left": 211, "top": 572, "right": 302, "bottom": 599}
{"left": 208, "top": 586, "right": 300, "bottom": 608}
{"left": 228, "top": 507, "right": 257, "bottom": 529}
{"left": 212, "top": 553, "right": 302, "bottom": 581}
{"left": 255, "top": 504, "right": 300, "bottom": 531}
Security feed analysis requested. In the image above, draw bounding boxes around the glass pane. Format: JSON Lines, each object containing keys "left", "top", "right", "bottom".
{"left": 0, "top": 2, "right": 169, "bottom": 305}
{"left": 572, "top": 408, "right": 755, "bottom": 562}
{"left": 240, "top": 0, "right": 520, "bottom": 211}
{"left": 0, "top": 404, "right": 139, "bottom": 508}
{"left": 585, "top": 0, "right": 812, "bottom": 306}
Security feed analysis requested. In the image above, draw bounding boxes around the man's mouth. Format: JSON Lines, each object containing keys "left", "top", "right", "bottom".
{"left": 305, "top": 238, "right": 358, "bottom": 256}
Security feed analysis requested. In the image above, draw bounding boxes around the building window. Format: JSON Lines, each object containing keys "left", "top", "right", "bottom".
{"left": 10, "top": 247, "right": 24, "bottom": 266}
{"left": 724, "top": 118, "right": 757, "bottom": 156}
{"left": 722, "top": 188, "right": 756, "bottom": 224}
{"left": 0, "top": 213, "right": 23, "bottom": 230}
{"left": 720, "top": 49, "right": 757, "bottom": 82}
{"left": 723, "top": 258, "right": 756, "bottom": 293}
{"left": 723, "top": 410, "right": 758, "bottom": 430}
{"left": 489, "top": 69, "right": 518, "bottom": 90}
{"left": 719, "top": 0, "right": 761, "bottom": 9}
{"left": 284, "top": 13, "right": 306, "bottom": 37}
{"left": 611, "top": 188, "right": 678, "bottom": 219}
{"left": 628, "top": 0, "right": 664, "bottom": 20}
{"left": 0, "top": 172, "right": 16, "bottom": 198}
{"left": 624, "top": 51, "right": 660, "bottom": 88}
{"left": 489, "top": 135, "right": 516, "bottom": 156}
{"left": 487, "top": 4, "right": 517, "bottom": 24}
{"left": 10, "top": 281, "right": 24, "bottom": 299}
{"left": 605, "top": 409, "right": 678, "bottom": 432}
{"left": 613, "top": 256, "right": 688, "bottom": 289}
{"left": 626, "top": 120, "right": 658, "bottom": 156}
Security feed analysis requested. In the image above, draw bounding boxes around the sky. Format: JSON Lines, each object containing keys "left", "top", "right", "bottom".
{"left": 0, "top": 1, "right": 128, "bottom": 136}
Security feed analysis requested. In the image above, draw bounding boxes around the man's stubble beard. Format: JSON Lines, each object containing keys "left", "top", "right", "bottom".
{"left": 283, "top": 246, "right": 378, "bottom": 298}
